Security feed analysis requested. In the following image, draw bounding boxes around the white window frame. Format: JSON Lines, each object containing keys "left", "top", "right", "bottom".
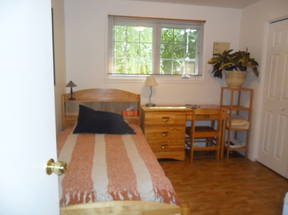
{"left": 108, "top": 15, "right": 204, "bottom": 79}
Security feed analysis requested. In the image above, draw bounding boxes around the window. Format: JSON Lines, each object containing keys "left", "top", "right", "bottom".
{"left": 109, "top": 16, "right": 204, "bottom": 78}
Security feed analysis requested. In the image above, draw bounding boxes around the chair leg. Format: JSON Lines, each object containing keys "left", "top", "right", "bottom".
{"left": 220, "top": 138, "right": 224, "bottom": 160}
{"left": 216, "top": 137, "right": 220, "bottom": 160}
{"left": 190, "top": 148, "right": 194, "bottom": 161}
{"left": 226, "top": 147, "right": 230, "bottom": 159}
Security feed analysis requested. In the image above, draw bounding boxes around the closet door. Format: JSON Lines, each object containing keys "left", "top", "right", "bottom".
{"left": 258, "top": 19, "right": 288, "bottom": 178}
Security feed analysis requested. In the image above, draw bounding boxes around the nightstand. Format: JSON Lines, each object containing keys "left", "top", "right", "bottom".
{"left": 141, "top": 106, "right": 189, "bottom": 161}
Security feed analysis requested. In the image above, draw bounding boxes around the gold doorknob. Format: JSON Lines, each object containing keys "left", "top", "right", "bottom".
{"left": 46, "top": 159, "right": 67, "bottom": 176}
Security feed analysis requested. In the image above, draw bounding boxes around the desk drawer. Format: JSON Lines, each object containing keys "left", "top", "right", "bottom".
{"left": 144, "top": 126, "right": 185, "bottom": 140}
{"left": 144, "top": 112, "right": 186, "bottom": 125}
{"left": 193, "top": 114, "right": 221, "bottom": 120}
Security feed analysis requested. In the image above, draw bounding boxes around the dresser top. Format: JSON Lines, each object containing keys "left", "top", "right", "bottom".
{"left": 141, "top": 106, "right": 189, "bottom": 112}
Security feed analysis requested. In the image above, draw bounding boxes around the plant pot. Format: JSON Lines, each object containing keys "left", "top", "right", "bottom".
{"left": 225, "top": 71, "right": 247, "bottom": 88}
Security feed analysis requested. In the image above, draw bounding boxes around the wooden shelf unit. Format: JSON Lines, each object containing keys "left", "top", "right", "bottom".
{"left": 220, "top": 87, "right": 253, "bottom": 158}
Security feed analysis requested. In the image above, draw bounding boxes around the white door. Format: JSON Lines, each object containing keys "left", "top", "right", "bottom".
{"left": 0, "top": 1, "right": 60, "bottom": 215}
{"left": 258, "top": 19, "right": 288, "bottom": 178}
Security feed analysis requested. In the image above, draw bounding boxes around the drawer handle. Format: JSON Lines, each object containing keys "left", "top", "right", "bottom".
{"left": 161, "top": 132, "right": 168, "bottom": 137}
{"left": 160, "top": 144, "right": 168, "bottom": 150}
{"left": 161, "top": 116, "right": 170, "bottom": 122}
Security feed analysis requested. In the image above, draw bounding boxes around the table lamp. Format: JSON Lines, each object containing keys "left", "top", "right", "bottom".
{"left": 65, "top": 81, "right": 77, "bottom": 100}
{"left": 144, "top": 75, "right": 158, "bottom": 107}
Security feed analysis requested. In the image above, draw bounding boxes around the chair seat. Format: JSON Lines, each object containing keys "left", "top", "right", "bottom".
{"left": 194, "top": 126, "right": 219, "bottom": 138}
{"left": 195, "top": 126, "right": 215, "bottom": 132}
{"left": 192, "top": 145, "right": 218, "bottom": 151}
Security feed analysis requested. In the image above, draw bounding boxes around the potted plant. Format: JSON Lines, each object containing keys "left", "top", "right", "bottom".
{"left": 208, "top": 49, "right": 259, "bottom": 88}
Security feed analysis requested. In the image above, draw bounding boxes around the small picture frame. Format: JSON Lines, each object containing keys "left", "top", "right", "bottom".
{"left": 213, "top": 42, "right": 230, "bottom": 54}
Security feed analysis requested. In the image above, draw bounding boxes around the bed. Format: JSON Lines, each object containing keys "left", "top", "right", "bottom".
{"left": 58, "top": 88, "right": 189, "bottom": 215}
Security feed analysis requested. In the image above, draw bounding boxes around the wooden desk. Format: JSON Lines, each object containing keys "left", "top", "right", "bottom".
{"left": 141, "top": 105, "right": 225, "bottom": 160}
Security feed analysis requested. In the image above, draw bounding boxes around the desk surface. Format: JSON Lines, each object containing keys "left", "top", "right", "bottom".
{"left": 141, "top": 105, "right": 222, "bottom": 112}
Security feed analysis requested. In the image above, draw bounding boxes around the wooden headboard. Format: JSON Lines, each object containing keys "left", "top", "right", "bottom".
{"left": 62, "top": 88, "right": 141, "bottom": 129}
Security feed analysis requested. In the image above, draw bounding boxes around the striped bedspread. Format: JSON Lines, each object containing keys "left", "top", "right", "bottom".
{"left": 57, "top": 124, "right": 178, "bottom": 207}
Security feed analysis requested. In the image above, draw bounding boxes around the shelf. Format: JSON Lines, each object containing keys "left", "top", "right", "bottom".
{"left": 225, "top": 126, "right": 249, "bottom": 131}
{"left": 226, "top": 144, "right": 247, "bottom": 150}
{"left": 226, "top": 116, "right": 250, "bottom": 130}
{"left": 225, "top": 139, "right": 247, "bottom": 150}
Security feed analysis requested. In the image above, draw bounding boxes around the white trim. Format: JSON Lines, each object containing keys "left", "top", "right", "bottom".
{"left": 270, "top": 15, "right": 288, "bottom": 24}
{"left": 104, "top": 74, "right": 204, "bottom": 85}
{"left": 253, "top": 21, "right": 270, "bottom": 161}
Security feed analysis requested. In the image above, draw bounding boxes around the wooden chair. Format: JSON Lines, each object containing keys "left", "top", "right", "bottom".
{"left": 187, "top": 108, "right": 226, "bottom": 160}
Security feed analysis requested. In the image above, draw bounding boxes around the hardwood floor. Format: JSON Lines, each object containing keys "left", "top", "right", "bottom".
{"left": 160, "top": 156, "right": 288, "bottom": 215}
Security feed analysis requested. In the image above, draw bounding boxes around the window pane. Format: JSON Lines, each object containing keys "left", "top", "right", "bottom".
{"left": 113, "top": 25, "right": 153, "bottom": 75}
{"left": 113, "top": 25, "right": 126, "bottom": 42}
{"left": 172, "top": 44, "right": 185, "bottom": 58}
{"left": 188, "top": 42, "right": 196, "bottom": 59}
{"left": 160, "top": 43, "right": 174, "bottom": 59}
{"left": 161, "top": 28, "right": 174, "bottom": 42}
{"left": 140, "top": 43, "right": 152, "bottom": 57}
{"left": 160, "top": 59, "right": 183, "bottom": 75}
{"left": 183, "top": 61, "right": 196, "bottom": 75}
{"left": 127, "top": 43, "right": 139, "bottom": 57}
{"left": 140, "top": 28, "right": 152, "bottom": 43}
{"left": 127, "top": 26, "right": 140, "bottom": 42}
{"left": 114, "top": 42, "right": 126, "bottom": 58}
{"left": 160, "top": 59, "right": 173, "bottom": 74}
{"left": 114, "top": 57, "right": 128, "bottom": 74}
{"left": 160, "top": 26, "right": 199, "bottom": 75}
{"left": 174, "top": 28, "right": 186, "bottom": 42}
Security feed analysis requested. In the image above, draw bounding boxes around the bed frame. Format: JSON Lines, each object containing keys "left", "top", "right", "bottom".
{"left": 61, "top": 88, "right": 189, "bottom": 215}
{"left": 62, "top": 88, "right": 141, "bottom": 128}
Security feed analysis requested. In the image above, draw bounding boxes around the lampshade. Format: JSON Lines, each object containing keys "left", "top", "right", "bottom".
{"left": 144, "top": 76, "right": 158, "bottom": 87}
{"left": 65, "top": 81, "right": 77, "bottom": 88}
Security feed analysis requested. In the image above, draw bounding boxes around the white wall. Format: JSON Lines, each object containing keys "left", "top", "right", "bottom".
{"left": 63, "top": 0, "right": 241, "bottom": 105}
{"left": 52, "top": 0, "right": 66, "bottom": 133}
{"left": 240, "top": 0, "right": 288, "bottom": 160}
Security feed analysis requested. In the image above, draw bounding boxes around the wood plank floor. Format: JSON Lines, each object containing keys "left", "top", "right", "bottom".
{"left": 160, "top": 157, "right": 288, "bottom": 215}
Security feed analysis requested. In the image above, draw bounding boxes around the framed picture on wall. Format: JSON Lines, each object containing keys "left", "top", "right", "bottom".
{"left": 213, "top": 42, "right": 230, "bottom": 54}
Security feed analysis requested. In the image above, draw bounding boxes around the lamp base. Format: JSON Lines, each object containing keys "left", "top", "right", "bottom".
{"left": 68, "top": 97, "right": 76, "bottom": 100}
{"left": 145, "top": 103, "right": 156, "bottom": 107}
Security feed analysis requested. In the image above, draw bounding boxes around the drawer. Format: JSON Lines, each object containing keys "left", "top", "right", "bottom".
{"left": 144, "top": 112, "right": 186, "bottom": 126}
{"left": 148, "top": 139, "right": 184, "bottom": 147}
{"left": 145, "top": 126, "right": 185, "bottom": 141}
{"left": 149, "top": 141, "right": 184, "bottom": 153}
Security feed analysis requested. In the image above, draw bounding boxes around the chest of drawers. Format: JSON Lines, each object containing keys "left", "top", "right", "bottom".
{"left": 141, "top": 106, "right": 189, "bottom": 160}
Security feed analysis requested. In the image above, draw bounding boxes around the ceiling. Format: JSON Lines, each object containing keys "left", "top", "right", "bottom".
{"left": 134, "top": 0, "right": 262, "bottom": 9}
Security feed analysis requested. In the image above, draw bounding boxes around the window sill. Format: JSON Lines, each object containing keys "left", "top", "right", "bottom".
{"left": 104, "top": 74, "right": 204, "bottom": 84}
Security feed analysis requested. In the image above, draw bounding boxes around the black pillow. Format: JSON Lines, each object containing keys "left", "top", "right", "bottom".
{"left": 73, "top": 105, "right": 135, "bottom": 134}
